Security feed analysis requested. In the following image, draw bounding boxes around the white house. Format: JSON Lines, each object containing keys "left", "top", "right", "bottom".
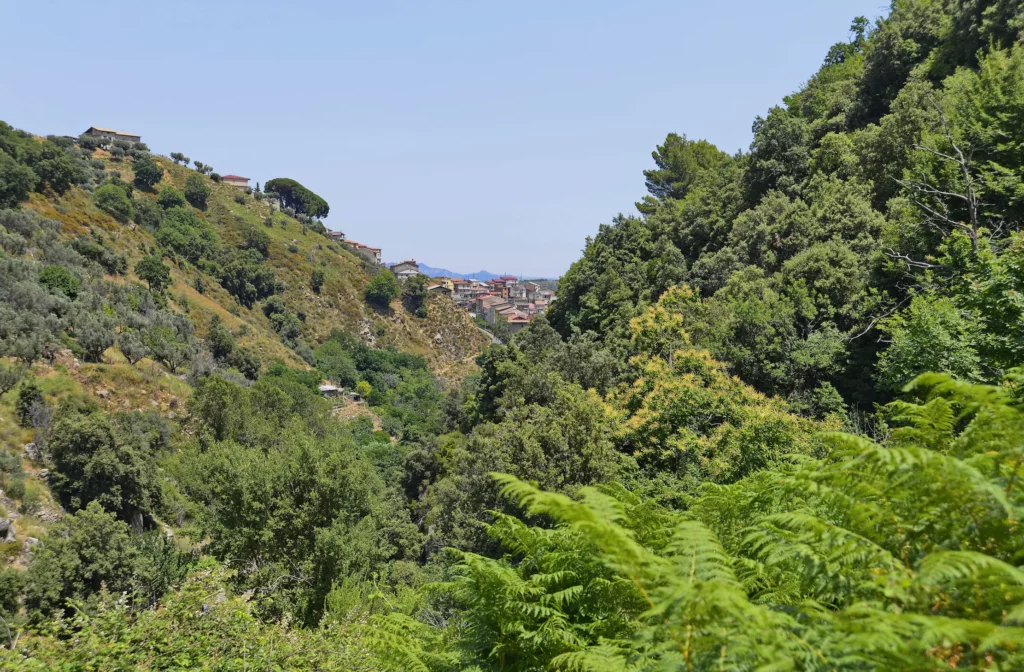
{"left": 391, "top": 260, "right": 420, "bottom": 281}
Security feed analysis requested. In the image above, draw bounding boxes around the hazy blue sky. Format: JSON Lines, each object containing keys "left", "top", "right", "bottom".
{"left": 2, "top": 1, "right": 888, "bottom": 277}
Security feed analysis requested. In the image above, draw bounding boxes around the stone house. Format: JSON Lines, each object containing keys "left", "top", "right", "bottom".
{"left": 83, "top": 126, "right": 141, "bottom": 144}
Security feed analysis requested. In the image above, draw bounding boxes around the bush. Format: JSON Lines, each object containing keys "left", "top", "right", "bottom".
{"left": 243, "top": 226, "right": 271, "bottom": 257}
{"left": 402, "top": 274, "right": 428, "bottom": 318}
{"left": 210, "top": 173, "right": 221, "bottom": 182}
{"left": 218, "top": 249, "right": 279, "bottom": 307}
{"left": 183, "top": 173, "right": 210, "bottom": 209}
{"left": 77, "top": 134, "right": 102, "bottom": 151}
{"left": 262, "top": 295, "right": 286, "bottom": 318}
{"left": 232, "top": 347, "right": 261, "bottom": 381}
{"left": 93, "top": 183, "right": 133, "bottom": 223}
{"left": 131, "top": 195, "right": 163, "bottom": 229}
{"left": 132, "top": 153, "right": 162, "bottom": 189}
{"left": 233, "top": 192, "right": 246, "bottom": 205}
{"left": 39, "top": 265, "right": 81, "bottom": 299}
{"left": 311, "top": 268, "right": 325, "bottom": 294}
{"left": 0, "top": 150, "right": 38, "bottom": 208}
{"left": 365, "top": 270, "right": 399, "bottom": 309}
{"left": 0, "top": 361, "right": 26, "bottom": 399}
{"left": 15, "top": 379, "right": 44, "bottom": 428}
{"left": 156, "top": 186, "right": 187, "bottom": 210}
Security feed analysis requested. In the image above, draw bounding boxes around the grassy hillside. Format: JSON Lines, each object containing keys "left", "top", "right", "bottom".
{"left": 23, "top": 152, "right": 489, "bottom": 377}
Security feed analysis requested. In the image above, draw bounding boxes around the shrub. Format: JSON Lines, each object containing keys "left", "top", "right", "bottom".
{"left": 0, "top": 150, "right": 38, "bottom": 208}
{"left": 133, "top": 142, "right": 149, "bottom": 152}
{"left": 39, "top": 265, "right": 81, "bottom": 299}
{"left": 365, "top": 270, "right": 399, "bottom": 309}
{"left": 288, "top": 242, "right": 299, "bottom": 253}
{"left": 233, "top": 192, "right": 246, "bottom": 205}
{"left": 311, "top": 268, "right": 325, "bottom": 294}
{"left": 90, "top": 158, "right": 106, "bottom": 169}
{"left": 218, "top": 249, "right": 279, "bottom": 307}
{"left": 15, "top": 379, "right": 43, "bottom": 428}
{"left": 243, "top": 225, "right": 271, "bottom": 257}
{"left": 77, "top": 134, "right": 102, "bottom": 151}
{"left": 156, "top": 186, "right": 187, "bottom": 209}
{"left": 184, "top": 173, "right": 210, "bottom": 209}
{"left": 0, "top": 361, "right": 26, "bottom": 398}
{"left": 210, "top": 173, "right": 221, "bottom": 183}
{"left": 93, "top": 183, "right": 133, "bottom": 223}
{"left": 131, "top": 153, "right": 162, "bottom": 189}
{"left": 131, "top": 195, "right": 163, "bottom": 229}
{"left": 402, "top": 274, "right": 428, "bottom": 317}
{"left": 262, "top": 295, "right": 286, "bottom": 318}
{"left": 232, "top": 347, "right": 261, "bottom": 381}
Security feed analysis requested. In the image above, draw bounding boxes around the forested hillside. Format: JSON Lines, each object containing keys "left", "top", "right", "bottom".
{"left": 3, "top": 1, "right": 1024, "bottom": 670}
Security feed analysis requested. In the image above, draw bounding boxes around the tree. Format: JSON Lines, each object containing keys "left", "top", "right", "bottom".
{"left": 210, "top": 172, "right": 221, "bottom": 183}
{"left": 134, "top": 254, "right": 172, "bottom": 292}
{"left": 206, "top": 316, "right": 235, "bottom": 363}
{"left": 156, "top": 206, "right": 218, "bottom": 263}
{"left": 0, "top": 149, "right": 38, "bottom": 208}
{"left": 243, "top": 225, "right": 270, "bottom": 257}
{"left": 310, "top": 268, "right": 325, "bottom": 294}
{"left": 118, "top": 330, "right": 149, "bottom": 366}
{"left": 0, "top": 360, "right": 26, "bottom": 398}
{"left": 365, "top": 270, "right": 399, "bottom": 309}
{"left": 15, "top": 378, "right": 44, "bottom": 428}
{"left": 402, "top": 274, "right": 428, "bottom": 317}
{"left": 170, "top": 152, "right": 186, "bottom": 164}
{"left": 184, "top": 173, "right": 211, "bottom": 209}
{"left": 93, "top": 183, "right": 133, "bottom": 223}
{"left": 641, "top": 133, "right": 727, "bottom": 204}
{"left": 264, "top": 178, "right": 330, "bottom": 218}
{"left": 156, "top": 186, "right": 187, "bottom": 209}
{"left": 132, "top": 153, "right": 163, "bottom": 189}
{"left": 75, "top": 313, "right": 116, "bottom": 362}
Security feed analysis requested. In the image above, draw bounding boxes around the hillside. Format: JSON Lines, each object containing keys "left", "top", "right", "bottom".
{"left": 5, "top": 1, "right": 1024, "bottom": 670}
{"left": 25, "top": 150, "right": 490, "bottom": 378}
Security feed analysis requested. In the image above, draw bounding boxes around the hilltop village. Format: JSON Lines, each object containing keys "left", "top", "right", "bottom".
{"left": 325, "top": 229, "right": 555, "bottom": 333}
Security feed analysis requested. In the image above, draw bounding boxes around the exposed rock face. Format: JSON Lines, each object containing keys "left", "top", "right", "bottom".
{"left": 0, "top": 518, "right": 16, "bottom": 542}
{"left": 23, "top": 442, "right": 40, "bottom": 461}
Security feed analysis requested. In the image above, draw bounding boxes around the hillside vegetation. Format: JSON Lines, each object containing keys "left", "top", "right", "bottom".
{"left": 3, "top": 1, "right": 1024, "bottom": 670}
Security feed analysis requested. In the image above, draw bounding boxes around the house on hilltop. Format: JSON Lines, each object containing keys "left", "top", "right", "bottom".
{"left": 344, "top": 240, "right": 382, "bottom": 265}
{"left": 83, "top": 126, "right": 141, "bottom": 144}
{"left": 221, "top": 175, "right": 250, "bottom": 190}
{"left": 391, "top": 260, "right": 420, "bottom": 281}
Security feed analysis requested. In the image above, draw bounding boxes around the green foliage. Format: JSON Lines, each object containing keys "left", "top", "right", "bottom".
{"left": 402, "top": 273, "right": 429, "bottom": 317}
{"left": 134, "top": 253, "right": 172, "bottom": 292}
{"left": 130, "top": 152, "right": 162, "bottom": 189}
{"left": 311, "top": 267, "right": 325, "bottom": 293}
{"left": 0, "top": 148, "right": 38, "bottom": 208}
{"left": 264, "top": 177, "right": 330, "bottom": 218}
{"left": 365, "top": 269, "right": 399, "bottom": 309}
{"left": 47, "top": 407, "right": 161, "bottom": 524}
{"left": 242, "top": 224, "right": 270, "bottom": 257}
{"left": 0, "top": 360, "right": 26, "bottom": 398}
{"left": 217, "top": 248, "right": 279, "bottom": 307}
{"left": 93, "top": 183, "right": 133, "bottom": 223}
{"left": 38, "top": 265, "right": 80, "bottom": 299}
{"left": 15, "top": 378, "right": 43, "bottom": 428}
{"left": 155, "top": 206, "right": 218, "bottom": 263}
{"left": 382, "top": 371, "right": 1024, "bottom": 671}
{"left": 155, "top": 185, "right": 186, "bottom": 209}
{"left": 183, "top": 172, "right": 210, "bottom": 209}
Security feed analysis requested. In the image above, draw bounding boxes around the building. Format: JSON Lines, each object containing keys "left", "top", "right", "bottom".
{"left": 319, "top": 384, "right": 342, "bottom": 398}
{"left": 427, "top": 283, "right": 452, "bottom": 297}
{"left": 325, "top": 230, "right": 346, "bottom": 242}
{"left": 221, "top": 174, "right": 250, "bottom": 190}
{"left": 391, "top": 260, "right": 420, "bottom": 281}
{"left": 83, "top": 126, "right": 141, "bottom": 144}
{"left": 507, "top": 315, "right": 531, "bottom": 334}
{"left": 344, "top": 240, "right": 382, "bottom": 265}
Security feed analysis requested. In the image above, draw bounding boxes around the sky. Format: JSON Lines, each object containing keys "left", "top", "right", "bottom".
{"left": 1, "top": 0, "right": 889, "bottom": 278}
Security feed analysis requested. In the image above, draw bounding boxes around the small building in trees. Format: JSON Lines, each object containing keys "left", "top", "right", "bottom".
{"left": 391, "top": 260, "right": 420, "bottom": 281}
{"left": 221, "top": 174, "right": 250, "bottom": 190}
{"left": 319, "top": 383, "right": 342, "bottom": 398}
{"left": 83, "top": 126, "right": 141, "bottom": 144}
